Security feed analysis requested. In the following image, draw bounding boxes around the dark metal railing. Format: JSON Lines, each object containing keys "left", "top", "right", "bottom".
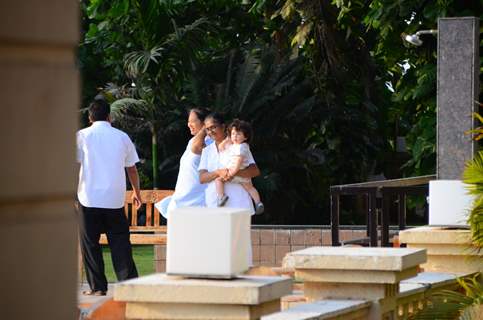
{"left": 330, "top": 175, "right": 435, "bottom": 247}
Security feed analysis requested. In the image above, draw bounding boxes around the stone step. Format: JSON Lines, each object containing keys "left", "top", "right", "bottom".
{"left": 281, "top": 291, "right": 307, "bottom": 310}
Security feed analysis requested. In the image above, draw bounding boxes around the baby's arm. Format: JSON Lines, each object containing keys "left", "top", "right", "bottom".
{"left": 228, "top": 156, "right": 244, "bottom": 177}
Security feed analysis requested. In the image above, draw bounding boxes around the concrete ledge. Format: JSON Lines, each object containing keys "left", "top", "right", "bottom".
{"left": 399, "top": 227, "right": 471, "bottom": 244}
{"left": 400, "top": 271, "right": 466, "bottom": 296}
{"left": 396, "top": 272, "right": 465, "bottom": 318}
{"left": 295, "top": 266, "right": 419, "bottom": 284}
{"left": 398, "top": 283, "right": 427, "bottom": 299}
{"left": 413, "top": 243, "right": 482, "bottom": 255}
{"left": 304, "top": 282, "right": 398, "bottom": 301}
{"left": 285, "top": 247, "right": 425, "bottom": 271}
{"left": 401, "top": 271, "right": 461, "bottom": 287}
{"left": 261, "top": 300, "right": 370, "bottom": 320}
{"left": 126, "top": 299, "right": 280, "bottom": 320}
{"left": 114, "top": 274, "right": 292, "bottom": 305}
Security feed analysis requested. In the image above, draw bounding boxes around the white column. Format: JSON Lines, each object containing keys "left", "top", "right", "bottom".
{"left": 0, "top": 1, "right": 79, "bottom": 319}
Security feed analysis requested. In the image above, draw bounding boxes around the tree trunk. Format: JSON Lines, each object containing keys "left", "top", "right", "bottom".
{"left": 151, "top": 126, "right": 158, "bottom": 189}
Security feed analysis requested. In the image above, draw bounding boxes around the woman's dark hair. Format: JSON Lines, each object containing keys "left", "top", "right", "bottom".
{"left": 88, "top": 99, "right": 110, "bottom": 121}
{"left": 205, "top": 112, "right": 226, "bottom": 126}
{"left": 229, "top": 119, "right": 253, "bottom": 143}
{"left": 189, "top": 107, "right": 210, "bottom": 122}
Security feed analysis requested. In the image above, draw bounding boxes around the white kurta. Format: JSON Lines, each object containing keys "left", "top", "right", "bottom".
{"left": 164, "top": 138, "right": 208, "bottom": 217}
{"left": 199, "top": 142, "right": 255, "bottom": 213}
{"left": 77, "top": 121, "right": 139, "bottom": 208}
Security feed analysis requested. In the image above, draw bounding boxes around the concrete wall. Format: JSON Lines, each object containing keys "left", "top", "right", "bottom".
{"left": 0, "top": 2, "right": 79, "bottom": 319}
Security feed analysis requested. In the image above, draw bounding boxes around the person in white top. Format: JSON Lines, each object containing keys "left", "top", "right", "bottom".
{"left": 215, "top": 119, "right": 264, "bottom": 214}
{"left": 199, "top": 113, "right": 261, "bottom": 265}
{"left": 77, "top": 99, "right": 141, "bottom": 296}
{"left": 199, "top": 113, "right": 261, "bottom": 212}
{"left": 156, "top": 108, "right": 212, "bottom": 218}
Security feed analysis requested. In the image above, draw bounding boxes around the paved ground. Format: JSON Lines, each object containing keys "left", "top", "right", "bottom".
{"left": 78, "top": 283, "right": 114, "bottom": 307}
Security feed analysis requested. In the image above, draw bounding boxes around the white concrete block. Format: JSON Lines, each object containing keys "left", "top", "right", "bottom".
{"left": 429, "top": 180, "right": 472, "bottom": 226}
{"left": 167, "top": 207, "right": 252, "bottom": 278}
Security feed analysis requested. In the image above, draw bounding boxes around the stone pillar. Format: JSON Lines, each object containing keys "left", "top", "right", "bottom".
{"left": 284, "top": 247, "right": 426, "bottom": 319}
{"left": 399, "top": 226, "right": 483, "bottom": 274}
{"left": 437, "top": 17, "right": 480, "bottom": 179}
{"left": 0, "top": 1, "right": 79, "bottom": 319}
{"left": 114, "top": 274, "right": 292, "bottom": 319}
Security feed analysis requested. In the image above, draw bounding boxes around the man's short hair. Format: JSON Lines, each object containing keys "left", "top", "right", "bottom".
{"left": 88, "top": 99, "right": 110, "bottom": 121}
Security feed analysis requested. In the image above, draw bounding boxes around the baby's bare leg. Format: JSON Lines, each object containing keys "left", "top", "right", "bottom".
{"left": 240, "top": 181, "right": 261, "bottom": 203}
{"left": 215, "top": 177, "right": 225, "bottom": 197}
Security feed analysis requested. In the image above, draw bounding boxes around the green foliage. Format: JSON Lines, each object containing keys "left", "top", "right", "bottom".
{"left": 254, "top": 0, "right": 392, "bottom": 186}
{"left": 79, "top": 0, "right": 482, "bottom": 224}
{"left": 402, "top": 110, "right": 436, "bottom": 176}
{"left": 464, "top": 151, "right": 483, "bottom": 250}
{"left": 361, "top": 0, "right": 482, "bottom": 176}
{"left": 84, "top": 0, "right": 216, "bottom": 188}
{"left": 466, "top": 111, "right": 483, "bottom": 141}
{"left": 185, "top": 44, "right": 326, "bottom": 223}
{"left": 463, "top": 111, "right": 483, "bottom": 250}
{"left": 101, "top": 245, "right": 154, "bottom": 282}
{"left": 413, "top": 112, "right": 483, "bottom": 319}
{"left": 410, "top": 275, "right": 483, "bottom": 320}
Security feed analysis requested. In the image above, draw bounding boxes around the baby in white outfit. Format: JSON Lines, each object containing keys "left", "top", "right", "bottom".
{"left": 216, "top": 119, "right": 264, "bottom": 215}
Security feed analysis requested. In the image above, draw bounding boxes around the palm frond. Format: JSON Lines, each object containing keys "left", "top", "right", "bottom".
{"left": 234, "top": 49, "right": 262, "bottom": 113}
{"left": 463, "top": 150, "right": 483, "bottom": 248}
{"left": 102, "top": 82, "right": 134, "bottom": 100}
{"left": 224, "top": 50, "right": 237, "bottom": 106}
{"left": 110, "top": 98, "right": 151, "bottom": 122}
{"left": 473, "top": 112, "right": 483, "bottom": 124}
{"left": 247, "top": 57, "right": 304, "bottom": 114}
{"left": 464, "top": 152, "right": 483, "bottom": 191}
{"left": 410, "top": 275, "right": 483, "bottom": 320}
{"left": 124, "top": 17, "right": 212, "bottom": 81}
{"left": 124, "top": 46, "right": 164, "bottom": 78}
{"left": 162, "top": 18, "right": 213, "bottom": 61}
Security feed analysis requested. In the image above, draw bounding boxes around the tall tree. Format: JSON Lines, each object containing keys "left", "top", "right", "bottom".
{"left": 83, "top": 0, "right": 213, "bottom": 188}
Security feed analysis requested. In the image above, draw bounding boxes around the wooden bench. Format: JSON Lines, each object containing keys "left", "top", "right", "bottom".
{"left": 99, "top": 190, "right": 173, "bottom": 245}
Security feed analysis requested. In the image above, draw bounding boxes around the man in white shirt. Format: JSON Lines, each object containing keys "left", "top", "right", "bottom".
{"left": 77, "top": 99, "right": 142, "bottom": 296}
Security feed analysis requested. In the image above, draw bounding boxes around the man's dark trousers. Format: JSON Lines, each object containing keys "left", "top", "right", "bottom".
{"left": 79, "top": 205, "right": 138, "bottom": 292}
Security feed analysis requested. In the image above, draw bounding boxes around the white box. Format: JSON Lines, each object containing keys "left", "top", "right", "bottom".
{"left": 429, "top": 180, "right": 472, "bottom": 226}
{"left": 166, "top": 207, "right": 252, "bottom": 278}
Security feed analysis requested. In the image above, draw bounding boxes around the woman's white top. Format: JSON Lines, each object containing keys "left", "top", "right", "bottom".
{"left": 164, "top": 137, "right": 208, "bottom": 217}
{"left": 199, "top": 142, "right": 255, "bottom": 213}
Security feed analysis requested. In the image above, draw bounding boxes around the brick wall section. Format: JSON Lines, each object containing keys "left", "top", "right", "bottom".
{"left": 154, "top": 227, "right": 368, "bottom": 272}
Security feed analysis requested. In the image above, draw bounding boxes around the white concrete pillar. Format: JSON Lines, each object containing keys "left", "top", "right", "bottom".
{"left": 0, "top": 1, "right": 79, "bottom": 319}
{"left": 399, "top": 226, "right": 483, "bottom": 274}
{"left": 114, "top": 274, "right": 292, "bottom": 319}
{"left": 284, "top": 247, "right": 426, "bottom": 319}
